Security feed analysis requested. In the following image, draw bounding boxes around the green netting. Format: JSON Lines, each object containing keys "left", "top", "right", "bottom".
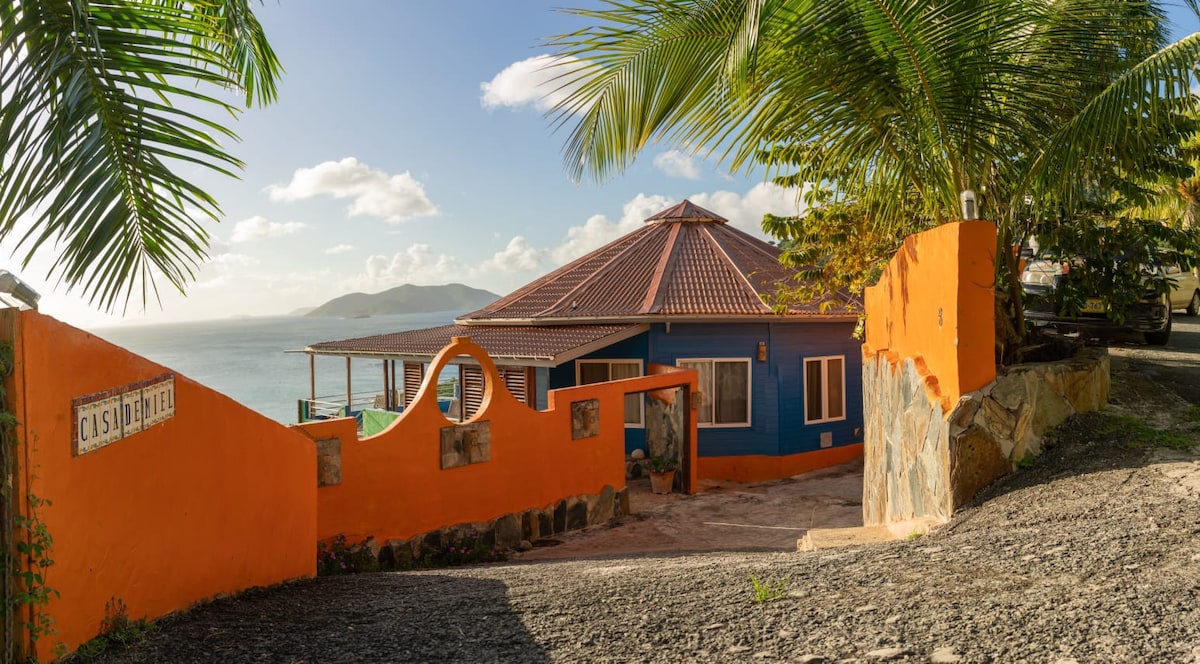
{"left": 362, "top": 408, "right": 401, "bottom": 437}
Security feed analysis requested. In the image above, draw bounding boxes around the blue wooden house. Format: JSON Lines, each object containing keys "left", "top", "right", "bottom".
{"left": 302, "top": 200, "right": 864, "bottom": 482}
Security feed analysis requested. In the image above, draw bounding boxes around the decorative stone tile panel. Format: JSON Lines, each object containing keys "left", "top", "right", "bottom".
{"left": 440, "top": 421, "right": 492, "bottom": 469}
{"left": 571, "top": 399, "right": 599, "bottom": 439}
{"left": 315, "top": 437, "right": 342, "bottom": 487}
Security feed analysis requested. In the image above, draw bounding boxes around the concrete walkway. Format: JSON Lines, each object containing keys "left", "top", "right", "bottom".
{"left": 515, "top": 458, "right": 865, "bottom": 561}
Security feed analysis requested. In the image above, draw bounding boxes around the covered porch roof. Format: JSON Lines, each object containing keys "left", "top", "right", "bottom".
{"left": 302, "top": 323, "right": 649, "bottom": 368}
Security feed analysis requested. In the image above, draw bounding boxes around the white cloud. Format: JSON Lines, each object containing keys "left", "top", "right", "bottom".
{"left": 481, "top": 236, "right": 548, "bottom": 273}
{"left": 230, "top": 215, "right": 307, "bottom": 243}
{"left": 343, "top": 236, "right": 549, "bottom": 295}
{"left": 324, "top": 244, "right": 356, "bottom": 255}
{"left": 344, "top": 244, "right": 466, "bottom": 292}
{"left": 209, "top": 253, "right": 259, "bottom": 267}
{"left": 545, "top": 184, "right": 804, "bottom": 264}
{"left": 689, "top": 182, "right": 806, "bottom": 236}
{"left": 480, "top": 55, "right": 583, "bottom": 112}
{"left": 340, "top": 184, "right": 803, "bottom": 296}
{"left": 653, "top": 150, "right": 702, "bottom": 180}
{"left": 550, "top": 193, "right": 671, "bottom": 264}
{"left": 56, "top": 183, "right": 808, "bottom": 328}
{"left": 266, "top": 157, "right": 438, "bottom": 223}
{"left": 206, "top": 236, "right": 232, "bottom": 257}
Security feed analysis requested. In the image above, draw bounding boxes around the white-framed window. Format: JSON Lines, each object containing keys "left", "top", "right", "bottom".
{"left": 804, "top": 355, "right": 846, "bottom": 424}
{"left": 576, "top": 359, "right": 644, "bottom": 426}
{"left": 676, "top": 358, "right": 751, "bottom": 427}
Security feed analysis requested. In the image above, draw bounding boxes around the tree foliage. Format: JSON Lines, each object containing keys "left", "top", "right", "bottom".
{"left": 1029, "top": 213, "right": 1200, "bottom": 323}
{"left": 763, "top": 189, "right": 933, "bottom": 313}
{"left": 0, "top": 0, "right": 281, "bottom": 311}
{"left": 550, "top": 0, "right": 1200, "bottom": 360}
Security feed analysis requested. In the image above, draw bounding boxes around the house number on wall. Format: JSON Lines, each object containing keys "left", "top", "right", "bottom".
{"left": 73, "top": 374, "right": 176, "bottom": 456}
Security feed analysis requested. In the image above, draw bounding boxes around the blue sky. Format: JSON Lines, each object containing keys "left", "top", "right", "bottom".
{"left": 19, "top": 1, "right": 1200, "bottom": 327}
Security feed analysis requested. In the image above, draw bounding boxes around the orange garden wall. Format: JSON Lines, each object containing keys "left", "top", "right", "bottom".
{"left": 2, "top": 311, "right": 316, "bottom": 659}
{"left": 861, "top": 222, "right": 997, "bottom": 524}
{"left": 862, "top": 221, "right": 997, "bottom": 409}
{"left": 296, "top": 337, "right": 698, "bottom": 545}
{"left": 1, "top": 317, "right": 697, "bottom": 659}
{"left": 861, "top": 221, "right": 1108, "bottom": 526}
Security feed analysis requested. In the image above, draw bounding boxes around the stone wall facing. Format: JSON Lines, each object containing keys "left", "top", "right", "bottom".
{"left": 379, "top": 485, "right": 629, "bottom": 567}
{"left": 863, "top": 348, "right": 1109, "bottom": 525}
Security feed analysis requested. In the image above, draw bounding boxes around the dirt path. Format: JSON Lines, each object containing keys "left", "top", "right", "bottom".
{"left": 517, "top": 460, "right": 864, "bottom": 561}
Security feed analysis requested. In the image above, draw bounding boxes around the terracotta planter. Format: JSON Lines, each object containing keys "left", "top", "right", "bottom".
{"left": 649, "top": 469, "right": 675, "bottom": 494}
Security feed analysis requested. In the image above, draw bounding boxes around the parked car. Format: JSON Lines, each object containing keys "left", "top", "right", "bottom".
{"left": 1166, "top": 264, "right": 1200, "bottom": 315}
{"left": 1021, "top": 258, "right": 1172, "bottom": 345}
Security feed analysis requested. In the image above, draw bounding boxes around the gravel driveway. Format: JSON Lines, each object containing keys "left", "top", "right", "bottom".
{"left": 93, "top": 350, "right": 1200, "bottom": 664}
{"left": 1110, "top": 315, "right": 1200, "bottom": 408}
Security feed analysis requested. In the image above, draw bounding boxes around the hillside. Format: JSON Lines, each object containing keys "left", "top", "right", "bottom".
{"left": 305, "top": 283, "right": 500, "bottom": 318}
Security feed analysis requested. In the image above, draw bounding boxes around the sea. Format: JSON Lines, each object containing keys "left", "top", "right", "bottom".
{"left": 92, "top": 312, "right": 461, "bottom": 424}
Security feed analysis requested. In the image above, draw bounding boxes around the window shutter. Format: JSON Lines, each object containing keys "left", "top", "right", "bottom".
{"left": 498, "top": 366, "right": 528, "bottom": 405}
{"left": 526, "top": 366, "right": 537, "bottom": 407}
{"left": 461, "top": 364, "right": 485, "bottom": 419}
{"left": 402, "top": 362, "right": 424, "bottom": 408}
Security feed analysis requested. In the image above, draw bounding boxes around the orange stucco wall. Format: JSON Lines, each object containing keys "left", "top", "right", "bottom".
{"left": 297, "top": 337, "right": 699, "bottom": 544}
{"left": 698, "top": 443, "right": 864, "bottom": 483}
{"left": 863, "top": 221, "right": 997, "bottom": 409}
{"left": 4, "top": 311, "right": 316, "bottom": 659}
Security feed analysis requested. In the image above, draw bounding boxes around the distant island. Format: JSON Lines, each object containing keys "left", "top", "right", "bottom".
{"left": 304, "top": 283, "right": 500, "bottom": 318}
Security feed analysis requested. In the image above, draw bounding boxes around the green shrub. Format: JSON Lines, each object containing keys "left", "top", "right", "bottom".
{"left": 70, "top": 598, "right": 155, "bottom": 661}
{"left": 1183, "top": 405, "right": 1200, "bottom": 423}
{"left": 749, "top": 574, "right": 789, "bottom": 604}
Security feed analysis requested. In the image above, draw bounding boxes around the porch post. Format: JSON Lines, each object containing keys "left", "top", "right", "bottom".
{"left": 309, "top": 354, "right": 315, "bottom": 401}
{"left": 382, "top": 360, "right": 390, "bottom": 410}
{"left": 345, "top": 357, "right": 352, "bottom": 410}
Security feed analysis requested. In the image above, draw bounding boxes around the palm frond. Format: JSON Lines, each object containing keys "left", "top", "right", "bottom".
{"left": 0, "top": 0, "right": 280, "bottom": 312}
{"left": 552, "top": 0, "right": 1195, "bottom": 229}
{"left": 1025, "top": 29, "right": 1200, "bottom": 209}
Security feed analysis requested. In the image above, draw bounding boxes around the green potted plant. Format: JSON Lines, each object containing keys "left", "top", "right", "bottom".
{"left": 646, "top": 455, "right": 676, "bottom": 494}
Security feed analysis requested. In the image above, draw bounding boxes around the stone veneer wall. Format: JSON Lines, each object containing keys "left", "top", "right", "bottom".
{"left": 378, "top": 485, "right": 629, "bottom": 566}
{"left": 863, "top": 348, "right": 1109, "bottom": 525}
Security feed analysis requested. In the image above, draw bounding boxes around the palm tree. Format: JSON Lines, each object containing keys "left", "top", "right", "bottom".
{"left": 549, "top": 0, "right": 1200, "bottom": 354}
{"left": 0, "top": 0, "right": 281, "bottom": 311}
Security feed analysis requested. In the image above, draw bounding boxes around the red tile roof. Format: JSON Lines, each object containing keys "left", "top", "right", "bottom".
{"left": 459, "top": 199, "right": 853, "bottom": 324}
{"left": 305, "top": 323, "right": 647, "bottom": 366}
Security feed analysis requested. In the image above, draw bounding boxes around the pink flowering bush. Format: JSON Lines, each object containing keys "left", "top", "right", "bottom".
{"left": 428, "top": 531, "right": 507, "bottom": 567}
{"left": 316, "top": 534, "right": 381, "bottom": 576}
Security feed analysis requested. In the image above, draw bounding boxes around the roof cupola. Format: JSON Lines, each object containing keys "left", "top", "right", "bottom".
{"left": 643, "top": 199, "right": 727, "bottom": 224}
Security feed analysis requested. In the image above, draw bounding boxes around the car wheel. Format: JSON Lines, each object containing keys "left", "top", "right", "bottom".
{"left": 1145, "top": 315, "right": 1172, "bottom": 346}
{"left": 1188, "top": 290, "right": 1200, "bottom": 316}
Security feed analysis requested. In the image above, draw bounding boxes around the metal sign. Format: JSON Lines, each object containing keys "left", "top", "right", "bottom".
{"left": 74, "top": 374, "right": 176, "bottom": 456}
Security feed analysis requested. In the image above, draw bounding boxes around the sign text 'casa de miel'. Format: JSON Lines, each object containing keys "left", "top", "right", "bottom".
{"left": 73, "top": 374, "right": 176, "bottom": 456}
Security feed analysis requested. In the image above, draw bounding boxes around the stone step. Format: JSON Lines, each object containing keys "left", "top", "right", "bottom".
{"left": 797, "top": 518, "right": 944, "bottom": 551}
